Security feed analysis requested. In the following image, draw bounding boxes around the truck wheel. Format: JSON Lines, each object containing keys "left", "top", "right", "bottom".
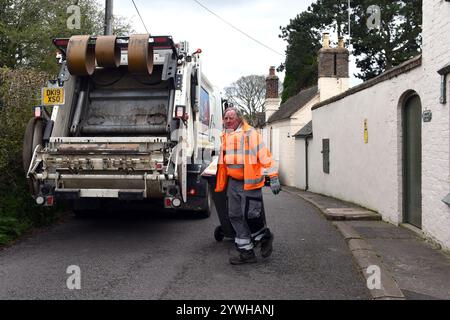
{"left": 214, "top": 226, "right": 224, "bottom": 242}
{"left": 198, "top": 184, "right": 213, "bottom": 219}
{"left": 22, "top": 117, "right": 45, "bottom": 173}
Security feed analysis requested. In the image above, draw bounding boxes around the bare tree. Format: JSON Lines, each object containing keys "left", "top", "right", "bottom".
{"left": 224, "top": 75, "right": 266, "bottom": 126}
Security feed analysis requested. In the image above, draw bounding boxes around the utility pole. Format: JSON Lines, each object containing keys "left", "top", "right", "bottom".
{"left": 348, "top": 0, "right": 352, "bottom": 47}
{"left": 104, "top": 0, "right": 114, "bottom": 35}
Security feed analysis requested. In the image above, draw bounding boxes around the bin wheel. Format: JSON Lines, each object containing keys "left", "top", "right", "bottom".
{"left": 214, "top": 226, "right": 225, "bottom": 242}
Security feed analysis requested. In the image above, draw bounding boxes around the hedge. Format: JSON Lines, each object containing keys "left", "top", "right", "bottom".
{"left": 0, "top": 67, "right": 63, "bottom": 245}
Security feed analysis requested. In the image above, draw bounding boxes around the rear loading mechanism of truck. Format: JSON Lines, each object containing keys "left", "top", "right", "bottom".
{"left": 23, "top": 34, "right": 223, "bottom": 217}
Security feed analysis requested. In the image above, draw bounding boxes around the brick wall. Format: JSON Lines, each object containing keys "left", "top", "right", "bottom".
{"left": 318, "top": 48, "right": 349, "bottom": 78}
{"left": 266, "top": 66, "right": 279, "bottom": 99}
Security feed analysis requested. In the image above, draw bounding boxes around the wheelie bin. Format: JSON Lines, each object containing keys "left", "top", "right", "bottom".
{"left": 203, "top": 175, "right": 235, "bottom": 241}
{"left": 203, "top": 174, "right": 268, "bottom": 243}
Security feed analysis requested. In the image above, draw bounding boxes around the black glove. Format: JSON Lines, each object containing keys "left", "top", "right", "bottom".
{"left": 270, "top": 176, "right": 281, "bottom": 195}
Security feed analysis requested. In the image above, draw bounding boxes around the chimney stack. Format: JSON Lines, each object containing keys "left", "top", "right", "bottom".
{"left": 266, "top": 66, "right": 279, "bottom": 99}
{"left": 265, "top": 66, "right": 281, "bottom": 122}
{"left": 322, "top": 32, "right": 330, "bottom": 49}
{"left": 338, "top": 36, "right": 345, "bottom": 49}
{"left": 318, "top": 33, "right": 350, "bottom": 102}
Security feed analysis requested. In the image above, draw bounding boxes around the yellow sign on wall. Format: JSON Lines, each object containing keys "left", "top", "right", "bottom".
{"left": 364, "top": 119, "right": 368, "bottom": 144}
{"left": 42, "top": 87, "right": 65, "bottom": 106}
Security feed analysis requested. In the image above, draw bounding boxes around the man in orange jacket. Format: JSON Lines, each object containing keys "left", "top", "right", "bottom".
{"left": 215, "top": 107, "right": 281, "bottom": 264}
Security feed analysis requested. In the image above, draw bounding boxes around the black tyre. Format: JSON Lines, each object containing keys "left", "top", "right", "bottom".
{"left": 23, "top": 117, "right": 46, "bottom": 197}
{"left": 214, "top": 226, "right": 224, "bottom": 242}
{"left": 198, "top": 184, "right": 213, "bottom": 219}
{"left": 22, "top": 117, "right": 45, "bottom": 173}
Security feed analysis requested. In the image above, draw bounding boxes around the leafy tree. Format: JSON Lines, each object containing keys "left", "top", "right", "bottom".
{"left": 309, "top": 0, "right": 350, "bottom": 38}
{"left": 224, "top": 75, "right": 266, "bottom": 127}
{"left": 0, "top": 0, "right": 133, "bottom": 74}
{"left": 279, "top": 11, "right": 322, "bottom": 103}
{"left": 280, "top": 0, "right": 422, "bottom": 101}
{"left": 351, "top": 0, "right": 422, "bottom": 80}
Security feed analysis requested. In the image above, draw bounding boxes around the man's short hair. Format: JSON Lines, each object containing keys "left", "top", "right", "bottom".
{"left": 224, "top": 106, "right": 243, "bottom": 120}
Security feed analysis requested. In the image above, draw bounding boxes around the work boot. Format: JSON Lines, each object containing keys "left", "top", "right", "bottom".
{"left": 229, "top": 249, "right": 257, "bottom": 265}
{"left": 260, "top": 229, "right": 274, "bottom": 258}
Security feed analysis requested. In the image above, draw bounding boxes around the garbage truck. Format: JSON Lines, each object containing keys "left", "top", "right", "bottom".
{"left": 22, "top": 34, "right": 223, "bottom": 217}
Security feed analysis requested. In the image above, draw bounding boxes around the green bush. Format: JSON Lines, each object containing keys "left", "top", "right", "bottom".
{"left": 0, "top": 67, "right": 64, "bottom": 245}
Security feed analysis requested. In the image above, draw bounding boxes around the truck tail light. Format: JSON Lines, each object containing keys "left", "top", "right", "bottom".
{"left": 165, "top": 198, "right": 172, "bottom": 207}
{"left": 156, "top": 163, "right": 163, "bottom": 170}
{"left": 46, "top": 196, "right": 54, "bottom": 206}
{"left": 153, "top": 37, "right": 169, "bottom": 43}
{"left": 175, "top": 105, "right": 185, "bottom": 118}
{"left": 34, "top": 106, "right": 41, "bottom": 118}
{"left": 189, "top": 188, "right": 196, "bottom": 196}
{"left": 53, "top": 39, "right": 69, "bottom": 48}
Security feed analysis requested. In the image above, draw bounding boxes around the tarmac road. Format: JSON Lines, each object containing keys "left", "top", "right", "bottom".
{"left": 0, "top": 188, "right": 370, "bottom": 300}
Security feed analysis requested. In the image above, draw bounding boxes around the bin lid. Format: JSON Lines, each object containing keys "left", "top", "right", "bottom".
{"left": 201, "top": 156, "right": 218, "bottom": 177}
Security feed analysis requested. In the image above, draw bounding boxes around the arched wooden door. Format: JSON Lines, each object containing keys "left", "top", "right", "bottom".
{"left": 403, "top": 95, "right": 422, "bottom": 228}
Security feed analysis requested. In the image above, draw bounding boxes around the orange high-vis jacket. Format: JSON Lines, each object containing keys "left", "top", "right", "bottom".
{"left": 215, "top": 121, "right": 278, "bottom": 192}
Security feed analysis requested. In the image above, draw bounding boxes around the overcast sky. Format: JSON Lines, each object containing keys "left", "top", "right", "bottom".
{"left": 112, "top": 0, "right": 360, "bottom": 93}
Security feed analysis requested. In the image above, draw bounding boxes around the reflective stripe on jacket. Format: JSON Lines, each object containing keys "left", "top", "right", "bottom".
{"left": 223, "top": 126, "right": 245, "bottom": 180}
{"left": 215, "top": 121, "right": 278, "bottom": 192}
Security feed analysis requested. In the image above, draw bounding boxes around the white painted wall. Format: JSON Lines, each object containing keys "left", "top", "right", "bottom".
{"left": 419, "top": 0, "right": 450, "bottom": 248}
{"left": 262, "top": 125, "right": 281, "bottom": 177}
{"left": 265, "top": 97, "right": 281, "bottom": 122}
{"left": 268, "top": 120, "right": 295, "bottom": 186}
{"left": 295, "top": 138, "right": 307, "bottom": 189}
{"left": 318, "top": 77, "right": 350, "bottom": 102}
{"left": 291, "top": 94, "right": 320, "bottom": 127}
{"left": 268, "top": 94, "right": 319, "bottom": 187}
{"left": 307, "top": 0, "right": 450, "bottom": 249}
{"left": 309, "top": 68, "right": 424, "bottom": 224}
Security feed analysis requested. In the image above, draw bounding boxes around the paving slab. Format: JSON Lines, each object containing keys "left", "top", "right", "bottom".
{"left": 348, "top": 239, "right": 374, "bottom": 252}
{"left": 283, "top": 187, "right": 381, "bottom": 221}
{"left": 352, "top": 249, "right": 382, "bottom": 270}
{"left": 283, "top": 186, "right": 449, "bottom": 300}
{"left": 347, "top": 221, "right": 450, "bottom": 300}
{"left": 365, "top": 264, "right": 405, "bottom": 299}
{"left": 333, "top": 222, "right": 362, "bottom": 240}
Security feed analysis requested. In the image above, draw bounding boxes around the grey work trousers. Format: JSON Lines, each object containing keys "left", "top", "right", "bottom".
{"left": 226, "top": 178, "right": 267, "bottom": 250}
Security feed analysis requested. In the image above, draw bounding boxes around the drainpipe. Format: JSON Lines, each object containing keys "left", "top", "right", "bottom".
{"left": 305, "top": 138, "right": 309, "bottom": 191}
{"left": 437, "top": 62, "right": 450, "bottom": 104}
